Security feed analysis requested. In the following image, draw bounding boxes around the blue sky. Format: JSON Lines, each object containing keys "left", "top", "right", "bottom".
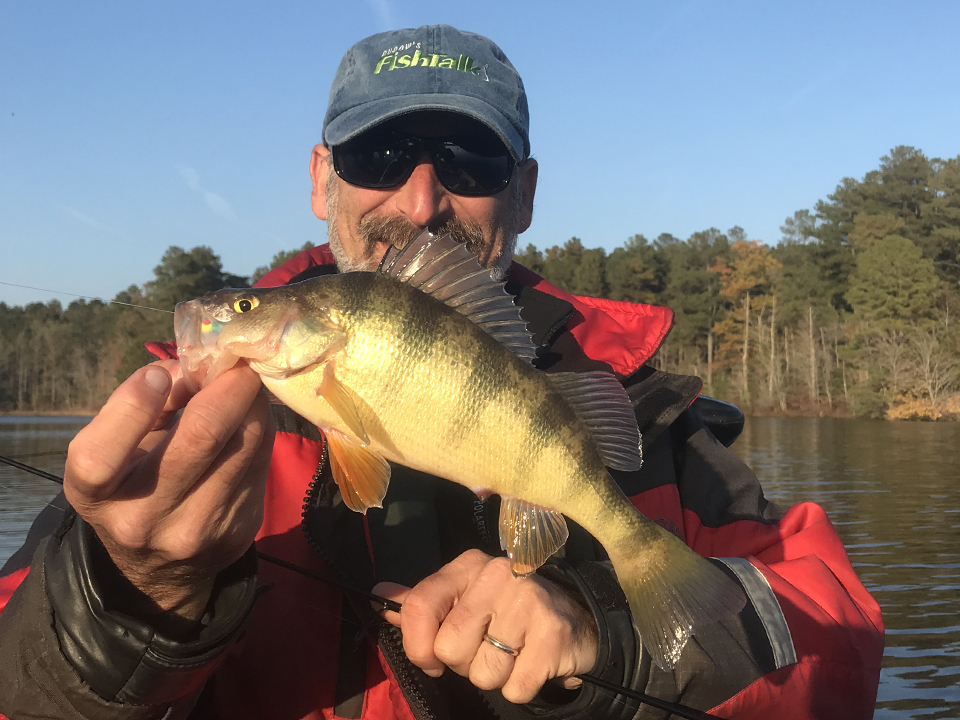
{"left": 2, "top": 1, "right": 958, "bottom": 308}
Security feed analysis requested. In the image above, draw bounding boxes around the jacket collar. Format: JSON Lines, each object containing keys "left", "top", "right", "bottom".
{"left": 507, "top": 263, "right": 674, "bottom": 377}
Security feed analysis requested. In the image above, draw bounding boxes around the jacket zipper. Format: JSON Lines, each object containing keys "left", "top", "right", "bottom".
{"left": 301, "top": 444, "right": 439, "bottom": 720}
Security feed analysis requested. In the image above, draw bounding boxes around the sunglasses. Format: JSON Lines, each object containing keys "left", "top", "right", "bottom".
{"left": 332, "top": 128, "right": 516, "bottom": 197}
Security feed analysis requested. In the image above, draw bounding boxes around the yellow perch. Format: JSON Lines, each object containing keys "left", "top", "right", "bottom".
{"left": 174, "top": 230, "right": 744, "bottom": 669}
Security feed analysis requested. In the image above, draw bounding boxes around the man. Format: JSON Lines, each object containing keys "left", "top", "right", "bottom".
{"left": 0, "top": 25, "right": 882, "bottom": 719}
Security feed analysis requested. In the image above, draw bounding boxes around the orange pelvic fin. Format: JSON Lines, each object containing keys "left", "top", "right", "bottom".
{"left": 325, "top": 427, "right": 390, "bottom": 513}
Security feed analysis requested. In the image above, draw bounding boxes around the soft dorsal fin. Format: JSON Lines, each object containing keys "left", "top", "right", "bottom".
{"left": 547, "top": 371, "right": 643, "bottom": 471}
{"left": 378, "top": 230, "right": 537, "bottom": 364}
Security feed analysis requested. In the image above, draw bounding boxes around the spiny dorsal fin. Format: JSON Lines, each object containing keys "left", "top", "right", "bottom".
{"left": 547, "top": 371, "right": 643, "bottom": 471}
{"left": 378, "top": 229, "right": 537, "bottom": 364}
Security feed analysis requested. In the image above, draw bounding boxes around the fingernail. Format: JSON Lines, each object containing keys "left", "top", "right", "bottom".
{"left": 144, "top": 367, "right": 171, "bottom": 395}
{"left": 424, "top": 668, "right": 444, "bottom": 678}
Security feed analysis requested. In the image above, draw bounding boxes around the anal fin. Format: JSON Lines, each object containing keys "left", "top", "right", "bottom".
{"left": 325, "top": 428, "right": 390, "bottom": 513}
{"left": 498, "top": 496, "right": 569, "bottom": 577}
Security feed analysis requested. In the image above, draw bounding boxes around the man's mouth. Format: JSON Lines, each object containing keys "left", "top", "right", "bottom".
{"left": 359, "top": 215, "right": 424, "bottom": 254}
{"left": 359, "top": 214, "right": 489, "bottom": 261}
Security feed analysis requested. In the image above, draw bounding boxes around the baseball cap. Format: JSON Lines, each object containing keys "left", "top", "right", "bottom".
{"left": 323, "top": 25, "right": 529, "bottom": 161}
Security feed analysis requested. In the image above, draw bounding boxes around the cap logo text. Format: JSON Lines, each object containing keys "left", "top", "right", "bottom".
{"left": 374, "top": 50, "right": 489, "bottom": 81}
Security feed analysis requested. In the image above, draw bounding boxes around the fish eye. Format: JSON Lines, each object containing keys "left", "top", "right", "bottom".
{"left": 233, "top": 296, "right": 260, "bottom": 313}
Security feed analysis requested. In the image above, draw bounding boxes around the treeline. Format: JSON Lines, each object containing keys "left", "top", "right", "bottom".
{"left": 0, "top": 241, "right": 315, "bottom": 414}
{"left": 517, "top": 146, "right": 960, "bottom": 419}
{"left": 2, "top": 147, "right": 958, "bottom": 418}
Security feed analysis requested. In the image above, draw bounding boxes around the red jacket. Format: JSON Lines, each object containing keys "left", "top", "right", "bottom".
{"left": 0, "top": 247, "right": 883, "bottom": 720}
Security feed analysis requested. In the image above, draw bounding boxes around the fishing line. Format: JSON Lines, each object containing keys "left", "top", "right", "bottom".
{"left": 0, "top": 280, "right": 174, "bottom": 314}
{"left": 1, "top": 455, "right": 719, "bottom": 720}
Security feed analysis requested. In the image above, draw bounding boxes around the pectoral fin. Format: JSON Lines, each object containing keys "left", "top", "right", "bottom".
{"left": 498, "top": 496, "right": 569, "bottom": 577}
{"left": 325, "top": 428, "right": 390, "bottom": 513}
{"left": 317, "top": 363, "right": 369, "bottom": 444}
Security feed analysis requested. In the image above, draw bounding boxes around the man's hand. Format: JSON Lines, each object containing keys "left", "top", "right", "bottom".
{"left": 64, "top": 360, "right": 274, "bottom": 629}
{"left": 374, "top": 549, "right": 598, "bottom": 704}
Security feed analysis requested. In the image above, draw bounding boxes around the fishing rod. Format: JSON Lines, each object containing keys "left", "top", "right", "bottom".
{"left": 0, "top": 453, "right": 69, "bottom": 484}
{"left": 0, "top": 453, "right": 718, "bottom": 720}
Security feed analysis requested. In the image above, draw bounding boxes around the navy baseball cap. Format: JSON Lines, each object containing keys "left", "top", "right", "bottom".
{"left": 323, "top": 25, "right": 530, "bottom": 161}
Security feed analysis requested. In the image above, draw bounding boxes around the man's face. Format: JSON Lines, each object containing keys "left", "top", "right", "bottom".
{"left": 310, "top": 111, "right": 538, "bottom": 278}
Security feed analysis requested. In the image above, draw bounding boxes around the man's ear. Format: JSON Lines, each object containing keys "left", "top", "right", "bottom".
{"left": 310, "top": 145, "right": 332, "bottom": 220}
{"left": 516, "top": 158, "right": 538, "bottom": 234}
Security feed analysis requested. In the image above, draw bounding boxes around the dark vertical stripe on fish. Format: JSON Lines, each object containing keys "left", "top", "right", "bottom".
{"left": 439, "top": 327, "right": 515, "bottom": 451}
{"left": 528, "top": 387, "right": 599, "bottom": 497}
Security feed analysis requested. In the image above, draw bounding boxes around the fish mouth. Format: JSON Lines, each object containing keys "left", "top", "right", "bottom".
{"left": 174, "top": 299, "right": 242, "bottom": 391}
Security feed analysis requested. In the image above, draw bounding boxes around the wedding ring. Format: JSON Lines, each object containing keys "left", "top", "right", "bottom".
{"left": 483, "top": 633, "right": 519, "bottom": 656}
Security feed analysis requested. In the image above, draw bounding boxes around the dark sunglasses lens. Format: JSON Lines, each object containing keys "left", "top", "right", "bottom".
{"left": 434, "top": 139, "right": 514, "bottom": 196}
{"left": 334, "top": 135, "right": 419, "bottom": 188}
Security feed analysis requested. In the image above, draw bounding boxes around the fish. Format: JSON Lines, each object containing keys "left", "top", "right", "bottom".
{"left": 174, "top": 230, "right": 745, "bottom": 669}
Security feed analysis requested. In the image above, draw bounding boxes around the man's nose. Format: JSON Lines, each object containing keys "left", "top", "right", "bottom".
{"left": 392, "top": 157, "right": 451, "bottom": 228}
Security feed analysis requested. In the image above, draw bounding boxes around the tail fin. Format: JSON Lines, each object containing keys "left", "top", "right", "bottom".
{"left": 609, "top": 539, "right": 746, "bottom": 671}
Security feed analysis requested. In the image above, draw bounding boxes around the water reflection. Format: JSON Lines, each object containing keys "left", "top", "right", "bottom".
{"left": 734, "top": 418, "right": 960, "bottom": 719}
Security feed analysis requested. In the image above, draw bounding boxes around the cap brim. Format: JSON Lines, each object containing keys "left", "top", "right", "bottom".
{"left": 324, "top": 94, "right": 526, "bottom": 161}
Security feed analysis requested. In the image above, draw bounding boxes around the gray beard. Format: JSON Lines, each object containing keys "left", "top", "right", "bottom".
{"left": 325, "top": 169, "right": 521, "bottom": 280}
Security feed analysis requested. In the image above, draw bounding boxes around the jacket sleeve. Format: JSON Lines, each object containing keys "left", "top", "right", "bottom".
{"left": 670, "top": 409, "right": 884, "bottom": 719}
{"left": 0, "top": 505, "right": 259, "bottom": 720}
{"left": 519, "top": 408, "right": 883, "bottom": 720}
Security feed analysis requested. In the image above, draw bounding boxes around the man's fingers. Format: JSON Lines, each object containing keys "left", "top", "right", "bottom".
{"left": 500, "top": 589, "right": 599, "bottom": 703}
{"left": 434, "top": 557, "right": 514, "bottom": 672}
{"left": 469, "top": 627, "right": 522, "bottom": 691}
{"left": 175, "top": 391, "right": 274, "bottom": 554}
{"left": 501, "top": 652, "right": 553, "bottom": 704}
{"left": 151, "top": 364, "right": 264, "bottom": 502}
{"left": 155, "top": 361, "right": 195, "bottom": 428}
{"left": 389, "top": 555, "right": 486, "bottom": 677}
{"left": 371, "top": 581, "right": 410, "bottom": 625}
{"left": 65, "top": 363, "right": 174, "bottom": 504}
{"left": 240, "top": 390, "right": 275, "bottom": 496}
{"left": 374, "top": 551, "right": 599, "bottom": 700}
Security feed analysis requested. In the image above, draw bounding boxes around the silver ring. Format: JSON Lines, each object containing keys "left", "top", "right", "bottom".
{"left": 483, "top": 633, "right": 519, "bottom": 657}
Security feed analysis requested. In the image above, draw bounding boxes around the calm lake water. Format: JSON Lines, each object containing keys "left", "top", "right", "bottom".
{"left": 0, "top": 417, "right": 89, "bottom": 568}
{"left": 1, "top": 416, "right": 958, "bottom": 717}
{"left": 733, "top": 418, "right": 960, "bottom": 720}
